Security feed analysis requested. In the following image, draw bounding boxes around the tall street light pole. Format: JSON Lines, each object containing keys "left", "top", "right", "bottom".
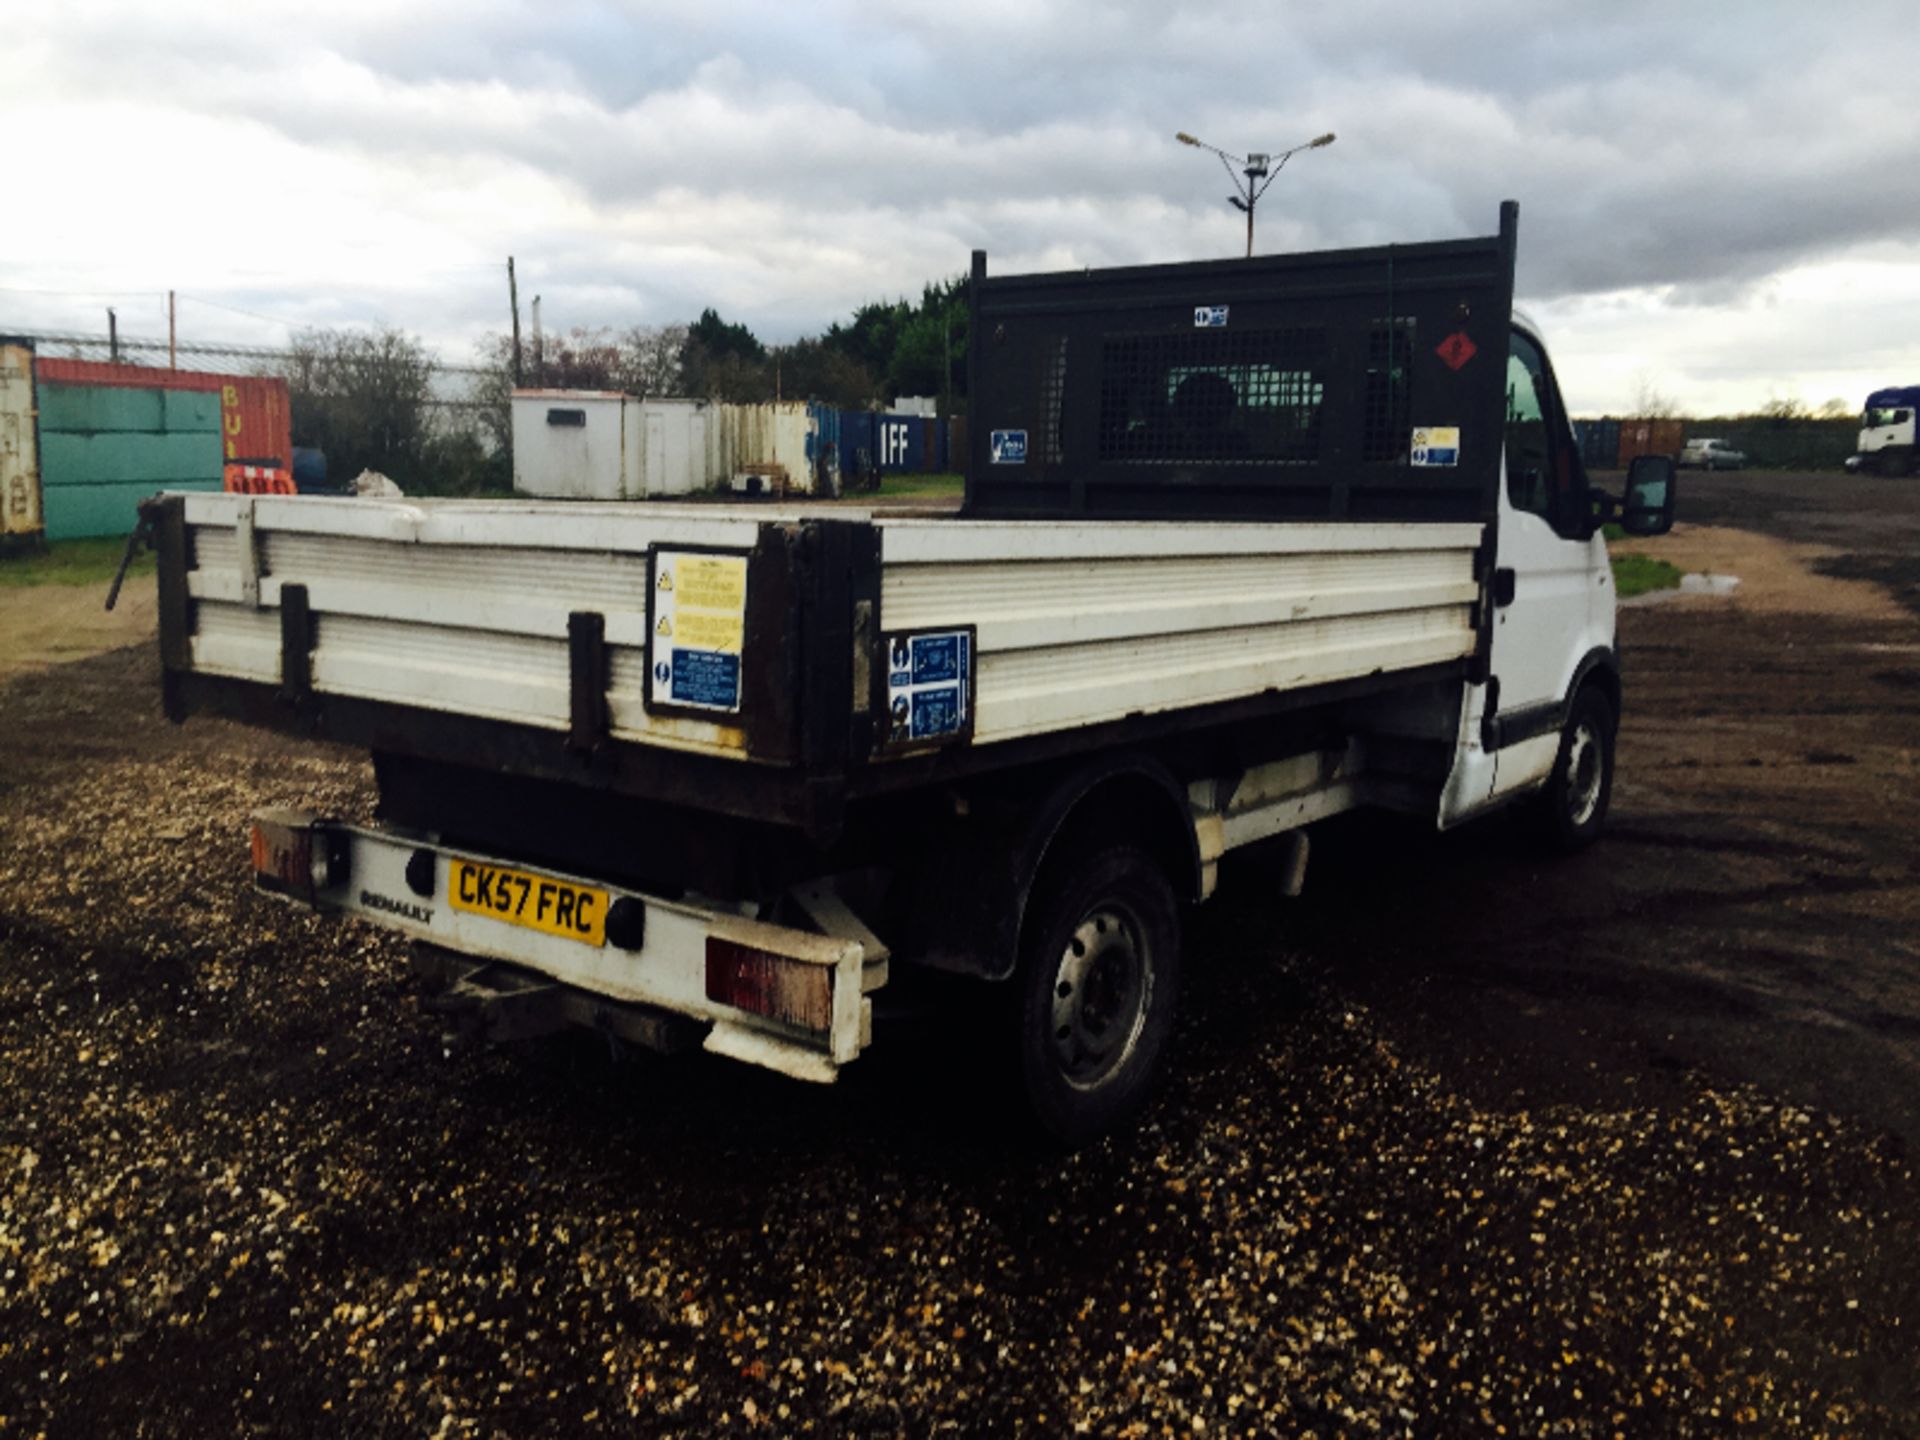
{"left": 1175, "top": 130, "right": 1336, "bottom": 257}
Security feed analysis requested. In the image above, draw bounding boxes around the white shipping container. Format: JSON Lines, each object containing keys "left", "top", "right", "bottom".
{"left": 1, "top": 340, "right": 43, "bottom": 547}
{"left": 511, "top": 390, "right": 718, "bottom": 500}
{"left": 638, "top": 398, "right": 716, "bottom": 498}
{"left": 718, "top": 401, "right": 819, "bottom": 494}
{"left": 511, "top": 390, "right": 635, "bottom": 500}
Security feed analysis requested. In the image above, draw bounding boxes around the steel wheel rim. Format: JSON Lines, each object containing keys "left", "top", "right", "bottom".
{"left": 1566, "top": 721, "right": 1604, "bottom": 827}
{"left": 1048, "top": 901, "right": 1151, "bottom": 1090}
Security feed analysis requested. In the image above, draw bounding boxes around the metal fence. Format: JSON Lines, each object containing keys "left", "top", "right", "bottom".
{"left": 6, "top": 328, "right": 495, "bottom": 434}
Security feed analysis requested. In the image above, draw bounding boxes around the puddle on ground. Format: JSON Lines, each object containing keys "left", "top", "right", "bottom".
{"left": 1623, "top": 573, "right": 1741, "bottom": 607}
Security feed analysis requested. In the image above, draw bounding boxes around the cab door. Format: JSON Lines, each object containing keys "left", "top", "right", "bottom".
{"left": 1483, "top": 324, "right": 1612, "bottom": 799}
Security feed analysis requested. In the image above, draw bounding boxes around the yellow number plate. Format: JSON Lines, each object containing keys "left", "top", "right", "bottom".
{"left": 449, "top": 858, "right": 607, "bottom": 947}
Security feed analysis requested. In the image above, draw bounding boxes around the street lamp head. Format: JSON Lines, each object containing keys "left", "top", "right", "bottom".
{"left": 1176, "top": 125, "right": 1334, "bottom": 259}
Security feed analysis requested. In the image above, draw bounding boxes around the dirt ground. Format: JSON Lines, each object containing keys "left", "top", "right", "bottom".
{"left": 0, "top": 581, "right": 156, "bottom": 676}
{"left": 1614, "top": 523, "right": 1907, "bottom": 620}
{"left": 1, "top": 470, "right": 1918, "bottom": 1435}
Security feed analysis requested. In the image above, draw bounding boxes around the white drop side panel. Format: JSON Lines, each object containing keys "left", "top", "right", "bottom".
{"left": 877, "top": 520, "right": 1483, "bottom": 746}
{"left": 179, "top": 493, "right": 763, "bottom": 758}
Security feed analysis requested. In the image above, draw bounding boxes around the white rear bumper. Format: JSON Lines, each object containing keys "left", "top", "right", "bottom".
{"left": 249, "top": 811, "right": 873, "bottom": 1082}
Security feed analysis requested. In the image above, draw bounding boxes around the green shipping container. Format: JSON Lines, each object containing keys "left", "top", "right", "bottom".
{"left": 36, "top": 381, "right": 223, "bottom": 540}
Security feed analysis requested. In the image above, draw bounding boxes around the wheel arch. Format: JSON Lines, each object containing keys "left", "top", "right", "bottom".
{"left": 1567, "top": 645, "right": 1621, "bottom": 731}
{"left": 1025, "top": 754, "right": 1199, "bottom": 898}
{"left": 891, "top": 752, "right": 1200, "bottom": 984}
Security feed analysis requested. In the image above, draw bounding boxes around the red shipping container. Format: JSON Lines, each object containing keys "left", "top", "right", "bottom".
{"left": 33, "top": 358, "right": 292, "bottom": 469}
{"left": 1616, "top": 417, "right": 1684, "bottom": 467}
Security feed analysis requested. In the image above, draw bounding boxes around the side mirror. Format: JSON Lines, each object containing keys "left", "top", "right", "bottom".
{"left": 1619, "top": 454, "right": 1677, "bottom": 537}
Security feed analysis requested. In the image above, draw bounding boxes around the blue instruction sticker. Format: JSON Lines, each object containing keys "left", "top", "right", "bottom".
{"left": 990, "top": 430, "right": 1028, "bottom": 464}
{"left": 670, "top": 649, "right": 741, "bottom": 710}
{"left": 911, "top": 687, "right": 962, "bottom": 740}
{"left": 911, "top": 633, "right": 961, "bottom": 684}
{"left": 885, "top": 630, "right": 970, "bottom": 745}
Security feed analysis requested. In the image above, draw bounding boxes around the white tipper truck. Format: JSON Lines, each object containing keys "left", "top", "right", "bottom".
{"left": 144, "top": 202, "right": 1676, "bottom": 1143}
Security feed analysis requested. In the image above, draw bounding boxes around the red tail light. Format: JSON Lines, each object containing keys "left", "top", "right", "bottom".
{"left": 251, "top": 817, "right": 311, "bottom": 894}
{"left": 249, "top": 810, "right": 339, "bottom": 899}
{"left": 706, "top": 938, "right": 833, "bottom": 1032}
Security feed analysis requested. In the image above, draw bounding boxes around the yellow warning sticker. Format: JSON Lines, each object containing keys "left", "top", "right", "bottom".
{"left": 651, "top": 549, "right": 751, "bottom": 714}
{"left": 677, "top": 611, "right": 744, "bottom": 651}
{"left": 678, "top": 554, "right": 747, "bottom": 614}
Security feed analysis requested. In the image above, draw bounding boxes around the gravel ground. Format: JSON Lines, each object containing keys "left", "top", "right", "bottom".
{"left": 3, "top": 478, "right": 1920, "bottom": 1435}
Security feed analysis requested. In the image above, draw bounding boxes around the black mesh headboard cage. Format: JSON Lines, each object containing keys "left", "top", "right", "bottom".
{"left": 964, "top": 202, "right": 1518, "bottom": 523}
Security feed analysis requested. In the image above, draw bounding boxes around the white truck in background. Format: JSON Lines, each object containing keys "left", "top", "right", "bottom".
{"left": 1852, "top": 387, "right": 1920, "bottom": 475}
{"left": 145, "top": 202, "right": 1676, "bottom": 1144}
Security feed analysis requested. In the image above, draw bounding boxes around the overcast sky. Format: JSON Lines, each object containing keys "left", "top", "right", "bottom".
{"left": 5, "top": 0, "right": 1918, "bottom": 414}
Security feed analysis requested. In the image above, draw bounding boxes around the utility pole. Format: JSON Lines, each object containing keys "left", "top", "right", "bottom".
{"left": 108, "top": 308, "right": 119, "bottom": 365}
{"left": 507, "top": 256, "right": 523, "bottom": 387}
{"left": 168, "top": 291, "right": 177, "bottom": 369}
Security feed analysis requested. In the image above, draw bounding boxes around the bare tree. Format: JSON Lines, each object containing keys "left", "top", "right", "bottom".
{"left": 288, "top": 326, "right": 436, "bottom": 483}
{"left": 471, "top": 332, "right": 517, "bottom": 455}
{"left": 624, "top": 323, "right": 689, "bottom": 396}
{"left": 1629, "top": 368, "right": 1680, "bottom": 419}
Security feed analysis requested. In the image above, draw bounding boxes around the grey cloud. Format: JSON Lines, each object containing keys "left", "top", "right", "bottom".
{"left": 8, "top": 0, "right": 1920, "bottom": 366}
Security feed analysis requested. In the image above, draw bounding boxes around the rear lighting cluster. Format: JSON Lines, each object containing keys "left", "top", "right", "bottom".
{"left": 249, "top": 812, "right": 342, "bottom": 898}
{"left": 705, "top": 938, "right": 833, "bottom": 1032}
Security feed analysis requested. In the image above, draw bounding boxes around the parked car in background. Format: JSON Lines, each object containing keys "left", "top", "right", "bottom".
{"left": 1679, "top": 437, "right": 1746, "bottom": 471}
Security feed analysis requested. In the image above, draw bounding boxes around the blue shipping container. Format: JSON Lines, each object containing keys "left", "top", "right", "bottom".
{"left": 874, "top": 414, "right": 924, "bottom": 473}
{"left": 1572, "top": 417, "right": 1621, "bottom": 470}
{"left": 831, "top": 411, "right": 954, "bottom": 481}
{"left": 837, "top": 411, "right": 875, "bottom": 482}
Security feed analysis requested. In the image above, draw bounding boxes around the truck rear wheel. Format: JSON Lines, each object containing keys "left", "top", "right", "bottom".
{"left": 1533, "top": 686, "right": 1616, "bottom": 853}
{"left": 1013, "top": 846, "right": 1181, "bottom": 1146}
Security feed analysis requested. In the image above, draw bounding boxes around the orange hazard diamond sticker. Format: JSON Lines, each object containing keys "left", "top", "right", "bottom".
{"left": 1436, "top": 331, "right": 1478, "bottom": 371}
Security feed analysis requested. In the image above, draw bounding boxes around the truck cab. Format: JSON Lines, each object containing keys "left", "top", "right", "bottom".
{"left": 1857, "top": 387, "right": 1920, "bottom": 475}
{"left": 1439, "top": 312, "right": 1639, "bottom": 840}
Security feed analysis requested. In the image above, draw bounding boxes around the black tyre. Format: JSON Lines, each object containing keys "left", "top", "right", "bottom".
{"left": 1012, "top": 846, "right": 1181, "bottom": 1146}
{"left": 1533, "top": 687, "right": 1616, "bottom": 853}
